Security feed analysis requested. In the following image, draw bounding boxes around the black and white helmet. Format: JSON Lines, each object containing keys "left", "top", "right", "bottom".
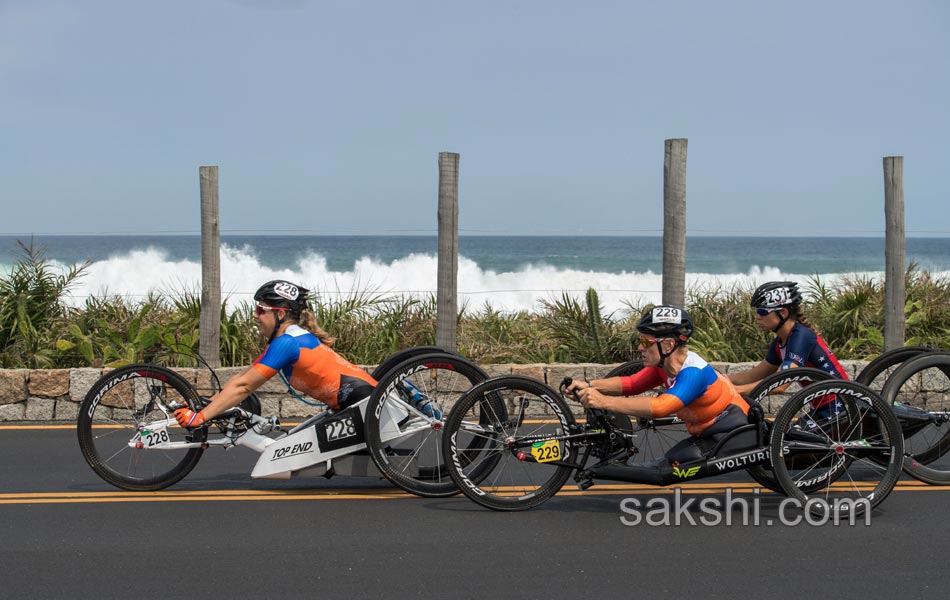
{"left": 254, "top": 280, "right": 310, "bottom": 313}
{"left": 750, "top": 281, "right": 802, "bottom": 310}
{"left": 636, "top": 305, "right": 694, "bottom": 342}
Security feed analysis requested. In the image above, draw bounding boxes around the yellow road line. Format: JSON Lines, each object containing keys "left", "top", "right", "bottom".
{"left": 1, "top": 481, "right": 946, "bottom": 505}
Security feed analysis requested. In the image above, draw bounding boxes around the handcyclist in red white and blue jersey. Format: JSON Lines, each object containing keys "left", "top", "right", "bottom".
{"left": 568, "top": 305, "right": 752, "bottom": 465}
{"left": 728, "top": 281, "right": 848, "bottom": 419}
{"left": 175, "top": 280, "right": 376, "bottom": 428}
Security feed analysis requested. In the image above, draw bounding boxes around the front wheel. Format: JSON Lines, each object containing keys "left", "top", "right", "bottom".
{"left": 77, "top": 364, "right": 207, "bottom": 491}
{"left": 363, "top": 352, "right": 488, "bottom": 498}
{"left": 769, "top": 380, "right": 903, "bottom": 519}
{"left": 442, "top": 376, "right": 576, "bottom": 511}
{"left": 743, "top": 368, "right": 837, "bottom": 493}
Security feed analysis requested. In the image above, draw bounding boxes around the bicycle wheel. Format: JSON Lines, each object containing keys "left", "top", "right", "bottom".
{"left": 370, "top": 346, "right": 448, "bottom": 380}
{"left": 879, "top": 352, "right": 950, "bottom": 484}
{"left": 442, "top": 376, "right": 576, "bottom": 511}
{"left": 744, "top": 368, "right": 838, "bottom": 493}
{"left": 769, "top": 380, "right": 903, "bottom": 518}
{"left": 363, "top": 352, "right": 488, "bottom": 498}
{"left": 855, "top": 346, "right": 931, "bottom": 392}
{"left": 77, "top": 364, "right": 207, "bottom": 491}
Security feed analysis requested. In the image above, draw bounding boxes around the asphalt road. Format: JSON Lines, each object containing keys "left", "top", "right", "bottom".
{"left": 2, "top": 425, "right": 948, "bottom": 600}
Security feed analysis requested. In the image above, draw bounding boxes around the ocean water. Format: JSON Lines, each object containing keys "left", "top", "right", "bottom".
{"left": 2, "top": 235, "right": 949, "bottom": 313}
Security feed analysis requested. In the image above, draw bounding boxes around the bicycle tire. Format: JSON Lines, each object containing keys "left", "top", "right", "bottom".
{"left": 605, "top": 359, "right": 645, "bottom": 378}
{"left": 744, "top": 368, "right": 838, "bottom": 493}
{"left": 855, "top": 346, "right": 931, "bottom": 391}
{"left": 370, "top": 346, "right": 449, "bottom": 380}
{"left": 77, "top": 364, "right": 207, "bottom": 491}
{"left": 442, "top": 376, "right": 576, "bottom": 511}
{"left": 769, "top": 380, "right": 904, "bottom": 518}
{"left": 363, "top": 352, "right": 488, "bottom": 498}
{"left": 879, "top": 352, "right": 950, "bottom": 481}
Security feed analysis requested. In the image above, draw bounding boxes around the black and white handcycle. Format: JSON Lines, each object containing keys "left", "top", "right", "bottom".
{"left": 77, "top": 346, "right": 491, "bottom": 498}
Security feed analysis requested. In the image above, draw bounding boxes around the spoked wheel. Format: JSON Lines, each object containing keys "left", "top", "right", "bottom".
{"left": 369, "top": 346, "right": 448, "bottom": 380}
{"left": 770, "top": 380, "right": 904, "bottom": 518}
{"left": 363, "top": 352, "right": 488, "bottom": 498}
{"left": 855, "top": 346, "right": 931, "bottom": 392}
{"left": 77, "top": 364, "right": 207, "bottom": 491}
{"left": 442, "top": 376, "right": 576, "bottom": 511}
{"left": 744, "top": 368, "right": 838, "bottom": 493}
{"left": 879, "top": 352, "right": 950, "bottom": 484}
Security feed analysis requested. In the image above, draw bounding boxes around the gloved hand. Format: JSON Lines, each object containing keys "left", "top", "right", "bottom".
{"left": 175, "top": 408, "right": 207, "bottom": 428}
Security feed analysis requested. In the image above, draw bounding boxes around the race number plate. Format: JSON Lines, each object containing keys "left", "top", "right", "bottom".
{"left": 131, "top": 422, "right": 173, "bottom": 449}
{"left": 531, "top": 440, "right": 561, "bottom": 463}
{"left": 316, "top": 406, "right": 366, "bottom": 452}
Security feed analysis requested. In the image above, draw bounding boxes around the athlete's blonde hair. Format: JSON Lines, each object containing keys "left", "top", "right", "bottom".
{"left": 296, "top": 309, "right": 336, "bottom": 346}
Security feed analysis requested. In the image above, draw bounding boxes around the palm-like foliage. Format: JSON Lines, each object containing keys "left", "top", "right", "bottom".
{"left": 4, "top": 240, "right": 950, "bottom": 369}
{"left": 0, "top": 240, "right": 87, "bottom": 367}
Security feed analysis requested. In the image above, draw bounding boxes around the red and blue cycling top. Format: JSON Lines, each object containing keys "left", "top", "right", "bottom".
{"left": 765, "top": 322, "right": 849, "bottom": 379}
{"left": 251, "top": 324, "right": 376, "bottom": 410}
{"left": 620, "top": 351, "right": 748, "bottom": 436}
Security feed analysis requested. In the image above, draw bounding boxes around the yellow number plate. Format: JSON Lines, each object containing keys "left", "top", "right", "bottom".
{"left": 531, "top": 440, "right": 561, "bottom": 463}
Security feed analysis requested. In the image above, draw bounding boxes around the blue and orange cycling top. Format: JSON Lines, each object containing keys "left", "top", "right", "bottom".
{"left": 765, "top": 322, "right": 849, "bottom": 379}
{"left": 251, "top": 324, "right": 376, "bottom": 410}
{"left": 619, "top": 351, "right": 748, "bottom": 436}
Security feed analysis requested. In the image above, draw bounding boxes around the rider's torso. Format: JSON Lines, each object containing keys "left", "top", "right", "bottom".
{"left": 766, "top": 322, "right": 849, "bottom": 379}
{"left": 622, "top": 351, "right": 748, "bottom": 435}
{"left": 252, "top": 325, "right": 377, "bottom": 409}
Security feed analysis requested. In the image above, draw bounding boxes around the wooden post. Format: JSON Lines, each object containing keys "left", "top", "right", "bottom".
{"left": 662, "top": 139, "right": 688, "bottom": 307}
{"left": 883, "top": 156, "right": 906, "bottom": 351}
{"left": 436, "top": 152, "right": 459, "bottom": 352}
{"left": 199, "top": 166, "right": 221, "bottom": 368}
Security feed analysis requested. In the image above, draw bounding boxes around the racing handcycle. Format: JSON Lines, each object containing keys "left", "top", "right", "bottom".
{"left": 441, "top": 370, "right": 905, "bottom": 517}
{"left": 606, "top": 349, "right": 950, "bottom": 488}
{"left": 77, "top": 346, "right": 491, "bottom": 497}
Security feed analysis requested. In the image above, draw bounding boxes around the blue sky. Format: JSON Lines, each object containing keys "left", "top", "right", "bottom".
{"left": 2, "top": 0, "right": 948, "bottom": 237}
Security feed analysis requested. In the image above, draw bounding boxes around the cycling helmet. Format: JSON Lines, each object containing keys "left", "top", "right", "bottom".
{"left": 254, "top": 280, "right": 310, "bottom": 313}
{"left": 750, "top": 281, "right": 802, "bottom": 309}
{"left": 636, "top": 305, "right": 694, "bottom": 342}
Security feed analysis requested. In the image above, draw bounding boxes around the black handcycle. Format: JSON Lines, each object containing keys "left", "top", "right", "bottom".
{"left": 441, "top": 373, "right": 904, "bottom": 517}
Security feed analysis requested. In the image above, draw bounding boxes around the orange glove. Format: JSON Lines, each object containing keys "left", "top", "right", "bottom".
{"left": 175, "top": 408, "right": 207, "bottom": 428}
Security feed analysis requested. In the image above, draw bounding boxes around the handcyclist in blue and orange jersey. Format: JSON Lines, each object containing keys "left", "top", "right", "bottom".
{"left": 567, "top": 305, "right": 752, "bottom": 465}
{"left": 728, "top": 281, "right": 848, "bottom": 420}
{"left": 174, "top": 280, "right": 376, "bottom": 428}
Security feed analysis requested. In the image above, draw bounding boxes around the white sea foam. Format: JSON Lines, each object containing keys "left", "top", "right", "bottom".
{"left": 47, "top": 245, "right": 926, "bottom": 314}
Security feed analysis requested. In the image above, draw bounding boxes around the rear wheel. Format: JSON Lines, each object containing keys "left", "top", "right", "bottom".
{"left": 370, "top": 346, "right": 448, "bottom": 380}
{"left": 77, "top": 364, "right": 207, "bottom": 491}
{"left": 855, "top": 346, "right": 931, "bottom": 392}
{"left": 443, "top": 376, "right": 576, "bottom": 511}
{"left": 879, "top": 352, "right": 950, "bottom": 484}
{"left": 363, "top": 353, "right": 487, "bottom": 498}
{"left": 770, "top": 380, "right": 903, "bottom": 518}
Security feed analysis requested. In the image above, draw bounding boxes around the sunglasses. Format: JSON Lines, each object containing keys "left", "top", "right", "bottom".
{"left": 638, "top": 337, "right": 661, "bottom": 349}
{"left": 255, "top": 304, "right": 290, "bottom": 316}
{"left": 755, "top": 307, "right": 782, "bottom": 317}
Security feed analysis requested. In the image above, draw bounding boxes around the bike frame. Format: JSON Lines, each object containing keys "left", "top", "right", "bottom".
{"left": 125, "top": 391, "right": 440, "bottom": 480}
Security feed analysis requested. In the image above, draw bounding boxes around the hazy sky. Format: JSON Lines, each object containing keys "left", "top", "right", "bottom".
{"left": 2, "top": 0, "right": 948, "bottom": 237}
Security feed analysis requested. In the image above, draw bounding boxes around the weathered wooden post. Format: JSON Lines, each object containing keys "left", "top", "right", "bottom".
{"left": 883, "top": 156, "right": 906, "bottom": 351}
{"left": 199, "top": 166, "right": 221, "bottom": 368}
{"left": 663, "top": 139, "right": 687, "bottom": 307}
{"left": 436, "top": 152, "right": 460, "bottom": 352}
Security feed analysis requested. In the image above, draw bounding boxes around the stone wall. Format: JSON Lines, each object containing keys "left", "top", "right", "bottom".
{"left": 0, "top": 360, "right": 871, "bottom": 422}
